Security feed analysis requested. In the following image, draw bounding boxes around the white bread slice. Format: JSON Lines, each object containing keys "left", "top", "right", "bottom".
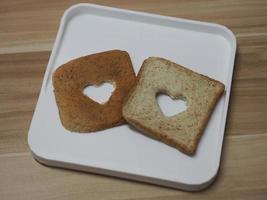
{"left": 122, "top": 57, "right": 225, "bottom": 155}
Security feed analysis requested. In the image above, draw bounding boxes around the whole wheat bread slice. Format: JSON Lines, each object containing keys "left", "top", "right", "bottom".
{"left": 122, "top": 57, "right": 225, "bottom": 155}
{"left": 53, "top": 50, "right": 136, "bottom": 132}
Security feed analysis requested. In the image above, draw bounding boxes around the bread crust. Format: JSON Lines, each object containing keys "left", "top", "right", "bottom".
{"left": 53, "top": 50, "right": 136, "bottom": 132}
{"left": 123, "top": 57, "right": 225, "bottom": 155}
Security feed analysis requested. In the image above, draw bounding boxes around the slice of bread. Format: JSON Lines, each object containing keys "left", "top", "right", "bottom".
{"left": 123, "top": 57, "right": 225, "bottom": 155}
{"left": 53, "top": 50, "right": 136, "bottom": 132}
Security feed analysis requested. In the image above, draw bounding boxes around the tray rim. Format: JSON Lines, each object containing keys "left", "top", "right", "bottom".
{"left": 28, "top": 3, "right": 237, "bottom": 191}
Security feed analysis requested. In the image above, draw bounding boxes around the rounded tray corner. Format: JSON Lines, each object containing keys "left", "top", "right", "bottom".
{"left": 27, "top": 132, "right": 53, "bottom": 166}
{"left": 195, "top": 165, "right": 219, "bottom": 191}
{"left": 213, "top": 23, "right": 237, "bottom": 50}
{"left": 59, "top": 3, "right": 90, "bottom": 25}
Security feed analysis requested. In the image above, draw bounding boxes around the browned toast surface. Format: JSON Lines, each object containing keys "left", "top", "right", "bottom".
{"left": 53, "top": 50, "right": 136, "bottom": 132}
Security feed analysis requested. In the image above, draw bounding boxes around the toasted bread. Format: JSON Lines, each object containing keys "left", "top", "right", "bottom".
{"left": 53, "top": 50, "right": 136, "bottom": 132}
{"left": 123, "top": 57, "right": 225, "bottom": 155}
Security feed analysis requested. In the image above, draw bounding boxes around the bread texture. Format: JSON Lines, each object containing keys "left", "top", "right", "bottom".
{"left": 53, "top": 50, "right": 136, "bottom": 132}
{"left": 123, "top": 57, "right": 225, "bottom": 155}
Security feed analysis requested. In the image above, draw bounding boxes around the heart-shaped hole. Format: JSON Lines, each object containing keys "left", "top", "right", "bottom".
{"left": 157, "top": 93, "right": 187, "bottom": 117}
{"left": 83, "top": 81, "right": 115, "bottom": 104}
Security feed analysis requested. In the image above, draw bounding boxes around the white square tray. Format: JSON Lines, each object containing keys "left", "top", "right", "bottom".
{"left": 28, "top": 3, "right": 236, "bottom": 191}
